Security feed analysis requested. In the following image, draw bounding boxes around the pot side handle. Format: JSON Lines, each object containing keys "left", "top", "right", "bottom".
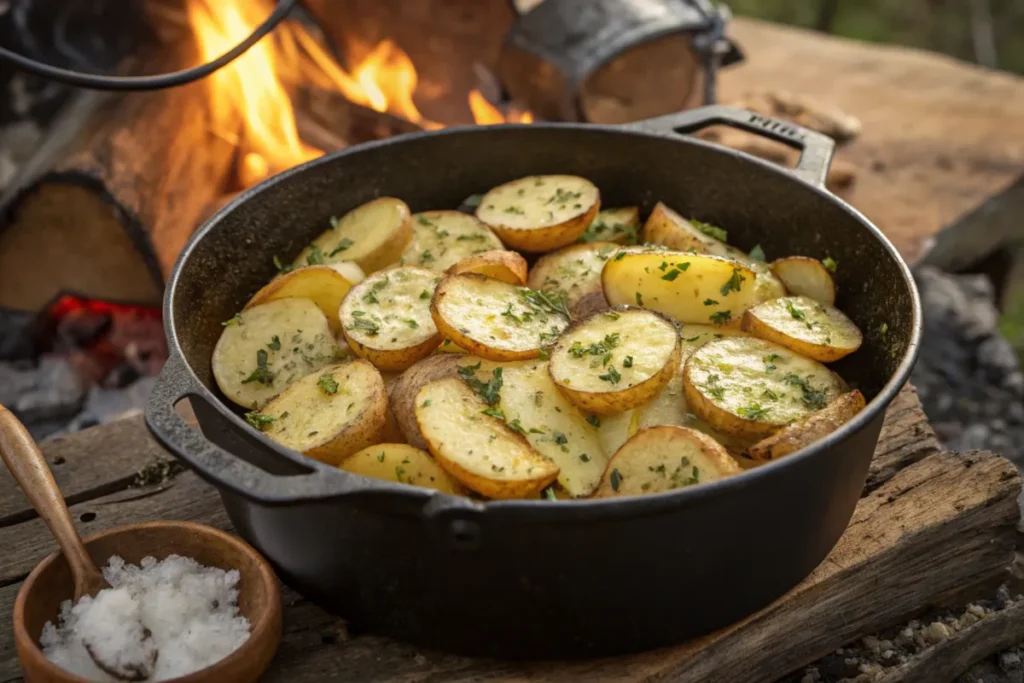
{"left": 145, "top": 354, "right": 354, "bottom": 503}
{"left": 628, "top": 105, "right": 835, "bottom": 189}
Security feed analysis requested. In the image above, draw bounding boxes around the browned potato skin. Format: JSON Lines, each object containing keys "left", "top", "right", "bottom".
{"left": 483, "top": 202, "right": 600, "bottom": 253}
{"left": 342, "top": 329, "right": 442, "bottom": 374}
{"left": 570, "top": 291, "right": 610, "bottom": 319}
{"left": 387, "top": 354, "right": 468, "bottom": 449}
{"left": 770, "top": 256, "right": 836, "bottom": 306}
{"left": 746, "top": 390, "right": 866, "bottom": 461}
{"left": 447, "top": 250, "right": 528, "bottom": 285}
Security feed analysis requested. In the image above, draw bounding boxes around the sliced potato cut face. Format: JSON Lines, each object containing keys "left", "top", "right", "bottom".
{"left": 602, "top": 251, "right": 758, "bottom": 327}
{"left": 771, "top": 256, "right": 836, "bottom": 305}
{"left": 244, "top": 263, "right": 364, "bottom": 334}
{"left": 495, "top": 361, "right": 608, "bottom": 497}
{"left": 339, "top": 266, "right": 443, "bottom": 372}
{"left": 431, "top": 274, "right": 570, "bottom": 361}
{"left": 213, "top": 298, "right": 339, "bottom": 409}
{"left": 741, "top": 295, "right": 863, "bottom": 362}
{"left": 340, "top": 443, "right": 464, "bottom": 494}
{"left": 387, "top": 354, "right": 469, "bottom": 449}
{"left": 749, "top": 261, "right": 789, "bottom": 303}
{"left": 447, "top": 249, "right": 528, "bottom": 285}
{"left": 293, "top": 197, "right": 412, "bottom": 274}
{"left": 401, "top": 211, "right": 504, "bottom": 271}
{"left": 683, "top": 336, "right": 844, "bottom": 439}
{"left": 476, "top": 175, "right": 600, "bottom": 252}
{"left": 747, "top": 390, "right": 866, "bottom": 461}
{"left": 642, "top": 202, "right": 750, "bottom": 262}
{"left": 594, "top": 426, "right": 741, "bottom": 498}
{"left": 256, "top": 360, "right": 387, "bottom": 465}
{"left": 528, "top": 241, "right": 620, "bottom": 313}
{"left": 578, "top": 207, "right": 640, "bottom": 245}
{"left": 415, "top": 377, "right": 559, "bottom": 499}
{"left": 549, "top": 307, "right": 680, "bottom": 414}
{"left": 678, "top": 323, "right": 749, "bottom": 360}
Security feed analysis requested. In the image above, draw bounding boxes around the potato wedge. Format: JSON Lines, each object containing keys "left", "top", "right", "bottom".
{"left": 339, "top": 266, "right": 443, "bottom": 372}
{"left": 431, "top": 274, "right": 570, "bottom": 361}
{"left": 340, "top": 443, "right": 464, "bottom": 494}
{"left": 602, "top": 251, "right": 758, "bottom": 327}
{"left": 594, "top": 426, "right": 740, "bottom": 497}
{"left": 254, "top": 360, "right": 387, "bottom": 465}
{"left": 747, "top": 390, "right": 866, "bottom": 461}
{"left": 244, "top": 263, "right": 365, "bottom": 334}
{"left": 387, "top": 354, "right": 470, "bottom": 448}
{"left": 683, "top": 336, "right": 845, "bottom": 439}
{"left": 771, "top": 256, "right": 836, "bottom": 305}
{"left": 476, "top": 175, "right": 600, "bottom": 252}
{"left": 415, "top": 377, "right": 559, "bottom": 499}
{"left": 213, "top": 298, "right": 340, "bottom": 409}
{"left": 741, "top": 295, "right": 863, "bottom": 362}
{"left": 494, "top": 360, "right": 609, "bottom": 497}
{"left": 293, "top": 197, "right": 412, "bottom": 274}
{"left": 447, "top": 249, "right": 528, "bottom": 285}
{"left": 401, "top": 211, "right": 504, "bottom": 271}
{"left": 578, "top": 207, "right": 641, "bottom": 245}
{"left": 549, "top": 307, "right": 680, "bottom": 414}
{"left": 528, "top": 242, "right": 620, "bottom": 314}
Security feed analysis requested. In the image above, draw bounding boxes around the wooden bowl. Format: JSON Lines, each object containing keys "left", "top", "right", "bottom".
{"left": 13, "top": 521, "right": 282, "bottom": 683}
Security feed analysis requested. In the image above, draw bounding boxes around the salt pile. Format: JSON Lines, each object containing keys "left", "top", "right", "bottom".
{"left": 40, "top": 554, "right": 251, "bottom": 682}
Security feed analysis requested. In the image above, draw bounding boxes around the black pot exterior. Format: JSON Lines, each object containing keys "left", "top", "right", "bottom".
{"left": 146, "top": 108, "right": 921, "bottom": 659}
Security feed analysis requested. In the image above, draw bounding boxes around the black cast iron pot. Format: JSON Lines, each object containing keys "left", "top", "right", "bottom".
{"left": 145, "top": 106, "right": 921, "bottom": 659}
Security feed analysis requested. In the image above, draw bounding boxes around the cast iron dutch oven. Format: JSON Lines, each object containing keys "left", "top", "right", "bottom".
{"left": 145, "top": 106, "right": 921, "bottom": 659}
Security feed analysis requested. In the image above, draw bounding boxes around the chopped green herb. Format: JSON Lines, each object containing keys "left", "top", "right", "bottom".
{"left": 762, "top": 388, "right": 779, "bottom": 400}
{"left": 614, "top": 251, "right": 627, "bottom": 261}
{"left": 685, "top": 335, "right": 701, "bottom": 342}
{"left": 482, "top": 407, "right": 505, "bottom": 420}
{"left": 879, "top": 322, "right": 889, "bottom": 335}
{"left": 306, "top": 244, "right": 325, "bottom": 266}
{"left": 222, "top": 313, "right": 243, "bottom": 327}
{"left": 720, "top": 268, "right": 746, "bottom": 297}
{"left": 244, "top": 411, "right": 275, "bottom": 430}
{"left": 267, "top": 335, "right": 281, "bottom": 351}
{"left": 763, "top": 353, "right": 779, "bottom": 372}
{"left": 456, "top": 233, "right": 486, "bottom": 242}
{"left": 822, "top": 256, "right": 838, "bottom": 273}
{"left": 273, "top": 255, "right": 293, "bottom": 274}
{"left": 543, "top": 487, "right": 558, "bottom": 501}
{"left": 317, "top": 372, "right": 339, "bottom": 395}
{"left": 460, "top": 194, "right": 484, "bottom": 210}
{"left": 279, "top": 411, "right": 289, "bottom": 419}
{"left": 377, "top": 452, "right": 386, "bottom": 462}
{"left": 579, "top": 453, "right": 591, "bottom": 462}
{"left": 417, "top": 215, "right": 433, "bottom": 226}
{"left": 749, "top": 244, "right": 766, "bottom": 261}
{"left": 623, "top": 355, "right": 634, "bottom": 368}
{"left": 706, "top": 373, "right": 725, "bottom": 399}
{"left": 709, "top": 310, "right": 732, "bottom": 325}
{"left": 241, "top": 349, "right": 274, "bottom": 385}
{"left": 691, "top": 218, "right": 727, "bottom": 242}
{"left": 346, "top": 316, "right": 380, "bottom": 336}
{"left": 328, "top": 238, "right": 354, "bottom": 257}
{"left": 420, "top": 249, "right": 434, "bottom": 263}
{"left": 420, "top": 399, "right": 432, "bottom": 408}
{"left": 395, "top": 466, "right": 406, "bottom": 482}
{"left": 738, "top": 404, "right": 769, "bottom": 420}
{"left": 519, "top": 288, "right": 570, "bottom": 318}
{"left": 599, "top": 366, "right": 622, "bottom": 385}
{"left": 787, "top": 301, "right": 806, "bottom": 321}
{"left": 603, "top": 311, "right": 621, "bottom": 321}
{"left": 586, "top": 414, "right": 601, "bottom": 428}
{"left": 636, "top": 292, "right": 644, "bottom": 306}
{"left": 610, "top": 468, "right": 623, "bottom": 491}
{"left": 504, "top": 205, "right": 526, "bottom": 215}
{"left": 703, "top": 298, "right": 719, "bottom": 306}
{"left": 785, "top": 374, "right": 828, "bottom": 410}
{"left": 458, "top": 364, "right": 503, "bottom": 405}
{"left": 329, "top": 216, "right": 341, "bottom": 229}
{"left": 420, "top": 290, "right": 431, "bottom": 300}
{"left": 507, "top": 418, "right": 526, "bottom": 435}
{"left": 552, "top": 431, "right": 568, "bottom": 446}
{"left": 404, "top": 319, "right": 419, "bottom": 329}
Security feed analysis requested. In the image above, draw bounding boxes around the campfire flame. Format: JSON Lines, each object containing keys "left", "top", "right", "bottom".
{"left": 187, "top": 1, "right": 532, "bottom": 187}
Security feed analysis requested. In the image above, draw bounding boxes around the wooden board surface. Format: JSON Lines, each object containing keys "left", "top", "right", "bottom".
{"left": 0, "top": 385, "right": 1020, "bottom": 683}
{"left": 721, "top": 19, "right": 1024, "bottom": 265}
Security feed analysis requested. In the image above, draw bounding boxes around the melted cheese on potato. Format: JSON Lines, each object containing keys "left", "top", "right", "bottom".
{"left": 477, "top": 175, "right": 598, "bottom": 231}
{"left": 340, "top": 267, "right": 440, "bottom": 351}
{"left": 401, "top": 211, "right": 503, "bottom": 271}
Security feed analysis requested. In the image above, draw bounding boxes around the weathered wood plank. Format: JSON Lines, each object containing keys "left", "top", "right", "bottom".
{"left": 866, "top": 383, "right": 942, "bottom": 491}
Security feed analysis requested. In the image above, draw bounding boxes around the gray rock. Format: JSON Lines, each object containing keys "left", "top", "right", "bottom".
{"left": 0, "top": 356, "right": 85, "bottom": 426}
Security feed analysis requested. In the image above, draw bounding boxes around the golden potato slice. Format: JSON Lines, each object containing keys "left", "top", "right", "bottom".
{"left": 415, "top": 377, "right": 559, "bottom": 499}
{"left": 495, "top": 360, "right": 609, "bottom": 497}
{"left": 747, "top": 390, "right": 866, "bottom": 461}
{"left": 339, "top": 266, "right": 443, "bottom": 372}
{"left": 447, "top": 249, "right": 528, "bottom": 285}
{"left": 340, "top": 443, "right": 464, "bottom": 494}
{"left": 213, "top": 298, "right": 340, "bottom": 409}
{"left": 293, "top": 197, "right": 412, "bottom": 274}
{"left": 476, "top": 175, "right": 600, "bottom": 252}
{"left": 741, "top": 295, "right": 863, "bottom": 362}
{"left": 549, "top": 307, "right": 680, "bottom": 414}
{"left": 387, "top": 354, "right": 470, "bottom": 448}
{"left": 578, "top": 207, "right": 641, "bottom": 245}
{"left": 244, "top": 263, "right": 365, "bottom": 334}
{"left": 602, "top": 251, "right": 758, "bottom": 327}
{"left": 431, "top": 274, "right": 570, "bottom": 361}
{"left": 528, "top": 242, "right": 620, "bottom": 314}
{"left": 594, "top": 426, "right": 740, "bottom": 497}
{"left": 683, "top": 336, "right": 845, "bottom": 439}
{"left": 771, "top": 256, "right": 836, "bottom": 305}
{"left": 254, "top": 360, "right": 387, "bottom": 465}
{"left": 400, "top": 211, "right": 504, "bottom": 271}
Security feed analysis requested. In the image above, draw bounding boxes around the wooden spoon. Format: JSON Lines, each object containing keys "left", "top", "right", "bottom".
{"left": 0, "top": 405, "right": 155, "bottom": 681}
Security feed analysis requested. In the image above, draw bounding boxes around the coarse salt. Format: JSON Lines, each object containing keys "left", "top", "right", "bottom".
{"left": 40, "top": 554, "right": 251, "bottom": 682}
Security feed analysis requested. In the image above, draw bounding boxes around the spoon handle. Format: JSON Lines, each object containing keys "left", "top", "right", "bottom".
{"left": 0, "top": 405, "right": 106, "bottom": 598}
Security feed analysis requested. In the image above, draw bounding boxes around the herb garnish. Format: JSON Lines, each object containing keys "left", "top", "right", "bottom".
{"left": 268, "top": 335, "right": 281, "bottom": 351}
{"left": 520, "top": 288, "right": 570, "bottom": 318}
{"left": 306, "top": 244, "right": 325, "bottom": 266}
{"left": 785, "top": 374, "right": 828, "bottom": 410}
{"left": 749, "top": 244, "right": 766, "bottom": 261}
{"left": 222, "top": 313, "right": 243, "bottom": 327}
{"left": 458, "top": 363, "right": 503, "bottom": 405}
{"left": 720, "top": 268, "right": 746, "bottom": 296}
{"left": 787, "top": 301, "right": 806, "bottom": 320}
{"left": 346, "top": 315, "right": 380, "bottom": 336}
{"left": 691, "top": 218, "right": 727, "bottom": 242}
{"left": 599, "top": 366, "right": 622, "bottom": 385}
{"left": 738, "top": 404, "right": 768, "bottom": 420}
{"left": 703, "top": 298, "right": 719, "bottom": 306}
{"left": 273, "top": 256, "right": 293, "bottom": 275}
{"left": 241, "top": 349, "right": 274, "bottom": 385}
{"left": 822, "top": 256, "right": 838, "bottom": 273}
{"left": 705, "top": 373, "right": 725, "bottom": 399}
{"left": 317, "top": 372, "right": 339, "bottom": 395}
{"left": 482, "top": 407, "right": 505, "bottom": 420}
{"left": 244, "top": 411, "right": 275, "bottom": 430}
{"left": 328, "top": 238, "right": 354, "bottom": 257}
{"left": 610, "top": 468, "right": 623, "bottom": 491}
{"left": 568, "top": 333, "right": 620, "bottom": 360}
{"left": 603, "top": 311, "right": 621, "bottom": 321}
{"left": 710, "top": 310, "right": 732, "bottom": 325}
{"left": 543, "top": 487, "right": 558, "bottom": 501}
{"left": 636, "top": 292, "right": 644, "bottom": 306}
{"left": 586, "top": 414, "right": 601, "bottom": 427}
{"left": 623, "top": 355, "right": 634, "bottom": 368}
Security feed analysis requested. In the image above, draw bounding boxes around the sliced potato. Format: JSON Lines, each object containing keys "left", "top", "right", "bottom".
{"left": 387, "top": 354, "right": 469, "bottom": 448}
{"left": 683, "top": 336, "right": 845, "bottom": 439}
{"left": 602, "top": 251, "right": 758, "bottom": 327}
{"left": 340, "top": 443, "right": 463, "bottom": 494}
{"left": 476, "top": 175, "right": 600, "bottom": 252}
{"left": 431, "top": 274, "right": 570, "bottom": 361}
{"left": 771, "top": 256, "right": 836, "bottom": 305}
{"left": 415, "top": 377, "right": 559, "bottom": 499}
{"left": 213, "top": 298, "right": 339, "bottom": 409}
{"left": 549, "top": 307, "right": 680, "bottom": 414}
{"left": 339, "top": 266, "right": 443, "bottom": 372}
{"left": 256, "top": 360, "right": 387, "bottom": 465}
{"left": 747, "top": 390, "right": 866, "bottom": 461}
{"left": 434, "top": 338, "right": 469, "bottom": 354}
{"left": 528, "top": 242, "right": 620, "bottom": 314}
{"left": 244, "top": 263, "right": 365, "bottom": 334}
{"left": 594, "top": 426, "right": 741, "bottom": 497}
{"left": 678, "top": 323, "right": 750, "bottom": 359}
{"left": 401, "top": 211, "right": 504, "bottom": 271}
{"left": 495, "top": 360, "right": 608, "bottom": 497}
{"left": 447, "top": 249, "right": 528, "bottom": 285}
{"left": 578, "top": 207, "right": 640, "bottom": 245}
{"left": 741, "top": 295, "right": 863, "bottom": 362}
{"left": 293, "top": 197, "right": 412, "bottom": 274}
